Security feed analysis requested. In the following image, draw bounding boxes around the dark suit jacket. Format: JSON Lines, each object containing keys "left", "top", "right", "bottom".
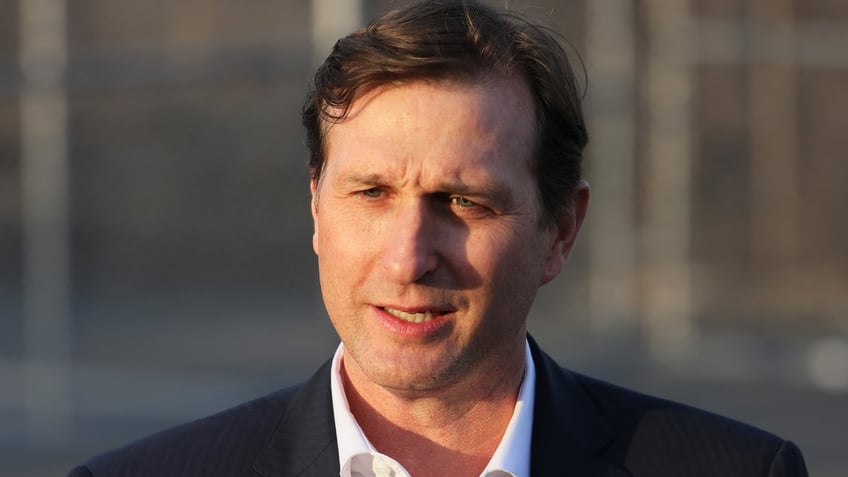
{"left": 69, "top": 337, "right": 808, "bottom": 476}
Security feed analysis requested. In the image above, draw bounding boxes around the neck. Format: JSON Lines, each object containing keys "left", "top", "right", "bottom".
{"left": 341, "top": 351, "right": 525, "bottom": 476}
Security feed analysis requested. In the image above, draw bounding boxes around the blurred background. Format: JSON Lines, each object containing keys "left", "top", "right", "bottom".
{"left": 1, "top": 0, "right": 846, "bottom": 475}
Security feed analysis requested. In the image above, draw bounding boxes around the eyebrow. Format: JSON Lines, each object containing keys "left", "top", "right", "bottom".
{"left": 335, "top": 171, "right": 515, "bottom": 204}
{"left": 335, "top": 172, "right": 386, "bottom": 189}
{"left": 437, "top": 180, "right": 513, "bottom": 202}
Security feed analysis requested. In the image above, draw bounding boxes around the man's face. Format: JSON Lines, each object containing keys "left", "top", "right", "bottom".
{"left": 311, "top": 78, "right": 584, "bottom": 395}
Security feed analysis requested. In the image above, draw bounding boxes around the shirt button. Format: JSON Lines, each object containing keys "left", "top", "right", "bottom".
{"left": 372, "top": 456, "right": 394, "bottom": 477}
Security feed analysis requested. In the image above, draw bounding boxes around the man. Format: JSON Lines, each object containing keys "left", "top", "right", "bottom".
{"left": 70, "top": 1, "right": 808, "bottom": 476}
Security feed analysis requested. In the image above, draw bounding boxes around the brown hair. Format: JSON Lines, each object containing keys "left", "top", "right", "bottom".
{"left": 303, "top": 0, "right": 587, "bottom": 227}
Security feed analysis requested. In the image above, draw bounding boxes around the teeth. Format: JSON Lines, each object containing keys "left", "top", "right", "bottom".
{"left": 384, "top": 307, "right": 435, "bottom": 323}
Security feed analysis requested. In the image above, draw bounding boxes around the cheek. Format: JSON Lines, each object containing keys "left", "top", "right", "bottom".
{"left": 316, "top": 213, "right": 377, "bottom": 278}
{"left": 469, "top": 223, "right": 542, "bottom": 269}
{"left": 477, "top": 227, "right": 550, "bottom": 299}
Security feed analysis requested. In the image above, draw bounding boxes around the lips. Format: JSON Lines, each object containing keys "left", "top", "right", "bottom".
{"left": 374, "top": 305, "right": 455, "bottom": 338}
{"left": 382, "top": 307, "right": 436, "bottom": 323}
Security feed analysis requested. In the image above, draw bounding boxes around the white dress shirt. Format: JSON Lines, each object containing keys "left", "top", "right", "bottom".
{"left": 330, "top": 340, "right": 536, "bottom": 477}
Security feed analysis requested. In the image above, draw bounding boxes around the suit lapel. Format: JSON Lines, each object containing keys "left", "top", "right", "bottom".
{"left": 252, "top": 360, "right": 341, "bottom": 477}
{"left": 529, "top": 336, "right": 629, "bottom": 477}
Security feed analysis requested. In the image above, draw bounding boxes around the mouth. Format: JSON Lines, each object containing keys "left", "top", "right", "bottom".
{"left": 381, "top": 307, "right": 443, "bottom": 323}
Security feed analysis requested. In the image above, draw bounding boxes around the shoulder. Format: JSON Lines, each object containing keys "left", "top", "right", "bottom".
{"left": 75, "top": 385, "right": 302, "bottom": 477}
{"left": 577, "top": 375, "right": 807, "bottom": 476}
{"left": 571, "top": 370, "right": 776, "bottom": 442}
{"left": 530, "top": 339, "right": 807, "bottom": 476}
{"left": 573, "top": 371, "right": 807, "bottom": 476}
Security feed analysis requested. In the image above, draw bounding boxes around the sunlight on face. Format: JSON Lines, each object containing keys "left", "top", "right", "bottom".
{"left": 311, "top": 78, "right": 572, "bottom": 397}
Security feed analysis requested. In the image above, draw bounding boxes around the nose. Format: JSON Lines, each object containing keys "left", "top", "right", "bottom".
{"left": 381, "top": 199, "right": 440, "bottom": 284}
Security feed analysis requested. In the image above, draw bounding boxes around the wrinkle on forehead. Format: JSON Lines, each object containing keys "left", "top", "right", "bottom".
{"left": 316, "top": 76, "right": 541, "bottom": 222}
{"left": 324, "top": 78, "right": 535, "bottom": 169}
{"left": 325, "top": 77, "right": 534, "bottom": 147}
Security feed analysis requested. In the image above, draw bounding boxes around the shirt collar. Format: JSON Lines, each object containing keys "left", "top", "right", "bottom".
{"left": 483, "top": 340, "right": 535, "bottom": 476}
{"left": 330, "top": 340, "right": 536, "bottom": 477}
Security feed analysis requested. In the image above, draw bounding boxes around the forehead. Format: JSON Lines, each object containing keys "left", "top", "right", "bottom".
{"left": 322, "top": 77, "right": 538, "bottom": 180}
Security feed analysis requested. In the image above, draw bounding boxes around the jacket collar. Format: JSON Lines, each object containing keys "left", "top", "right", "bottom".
{"left": 252, "top": 360, "right": 341, "bottom": 477}
{"left": 528, "top": 336, "right": 628, "bottom": 477}
{"left": 252, "top": 337, "right": 627, "bottom": 477}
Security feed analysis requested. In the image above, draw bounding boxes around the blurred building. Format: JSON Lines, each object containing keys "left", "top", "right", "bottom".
{"left": 0, "top": 1, "right": 846, "bottom": 476}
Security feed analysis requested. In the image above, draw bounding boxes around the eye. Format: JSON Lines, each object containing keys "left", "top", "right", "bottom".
{"left": 361, "top": 188, "right": 382, "bottom": 198}
{"left": 451, "top": 196, "right": 476, "bottom": 208}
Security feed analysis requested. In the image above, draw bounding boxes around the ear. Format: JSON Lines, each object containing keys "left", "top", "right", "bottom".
{"left": 539, "top": 180, "right": 590, "bottom": 286}
{"left": 310, "top": 177, "right": 320, "bottom": 256}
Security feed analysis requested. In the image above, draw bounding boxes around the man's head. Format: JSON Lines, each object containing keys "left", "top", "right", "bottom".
{"left": 306, "top": 0, "right": 590, "bottom": 397}
{"left": 303, "top": 0, "right": 588, "bottom": 228}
